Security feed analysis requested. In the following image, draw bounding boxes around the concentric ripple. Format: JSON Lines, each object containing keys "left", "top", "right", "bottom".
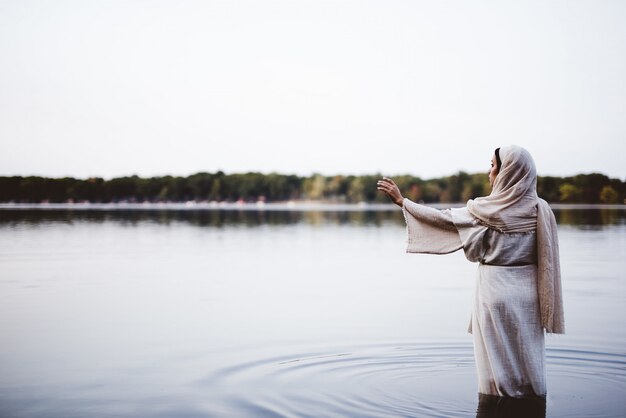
{"left": 196, "top": 341, "right": 626, "bottom": 418}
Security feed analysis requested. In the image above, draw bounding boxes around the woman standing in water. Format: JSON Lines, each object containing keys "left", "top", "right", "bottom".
{"left": 377, "top": 145, "right": 564, "bottom": 398}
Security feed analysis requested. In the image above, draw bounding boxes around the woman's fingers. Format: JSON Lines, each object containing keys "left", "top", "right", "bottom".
{"left": 377, "top": 179, "right": 396, "bottom": 193}
{"left": 377, "top": 177, "right": 404, "bottom": 207}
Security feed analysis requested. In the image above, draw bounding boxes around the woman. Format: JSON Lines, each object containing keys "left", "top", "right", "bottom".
{"left": 377, "top": 145, "right": 564, "bottom": 398}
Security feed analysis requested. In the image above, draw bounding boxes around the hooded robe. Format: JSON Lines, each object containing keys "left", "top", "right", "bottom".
{"left": 401, "top": 145, "right": 564, "bottom": 397}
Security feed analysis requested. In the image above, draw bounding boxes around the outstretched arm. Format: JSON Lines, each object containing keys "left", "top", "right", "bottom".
{"left": 378, "top": 176, "right": 462, "bottom": 254}
{"left": 377, "top": 177, "right": 404, "bottom": 207}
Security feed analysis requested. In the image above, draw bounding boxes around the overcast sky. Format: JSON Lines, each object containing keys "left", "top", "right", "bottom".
{"left": 1, "top": 0, "right": 624, "bottom": 180}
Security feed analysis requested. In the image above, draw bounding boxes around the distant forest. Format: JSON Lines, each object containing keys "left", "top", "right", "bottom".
{"left": 0, "top": 172, "right": 623, "bottom": 204}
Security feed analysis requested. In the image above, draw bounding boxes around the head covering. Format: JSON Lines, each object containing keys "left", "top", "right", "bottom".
{"left": 467, "top": 145, "right": 538, "bottom": 233}
{"left": 468, "top": 145, "right": 565, "bottom": 334}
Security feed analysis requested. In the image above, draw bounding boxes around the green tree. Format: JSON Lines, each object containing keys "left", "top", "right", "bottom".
{"left": 0, "top": 172, "right": 624, "bottom": 204}
{"left": 599, "top": 185, "right": 619, "bottom": 204}
{"left": 347, "top": 177, "right": 365, "bottom": 203}
{"left": 571, "top": 173, "right": 610, "bottom": 203}
{"left": 70, "top": 177, "right": 105, "bottom": 202}
{"left": 0, "top": 177, "right": 22, "bottom": 202}
{"left": 303, "top": 174, "right": 326, "bottom": 200}
{"left": 537, "top": 176, "right": 561, "bottom": 202}
{"left": 325, "top": 175, "right": 345, "bottom": 201}
{"left": 559, "top": 183, "right": 581, "bottom": 203}
{"left": 461, "top": 173, "right": 489, "bottom": 202}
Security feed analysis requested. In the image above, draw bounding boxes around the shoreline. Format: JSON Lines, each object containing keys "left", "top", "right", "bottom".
{"left": 0, "top": 202, "right": 624, "bottom": 211}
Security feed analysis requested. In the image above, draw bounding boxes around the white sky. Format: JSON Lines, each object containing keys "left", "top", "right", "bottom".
{"left": 1, "top": 0, "right": 625, "bottom": 180}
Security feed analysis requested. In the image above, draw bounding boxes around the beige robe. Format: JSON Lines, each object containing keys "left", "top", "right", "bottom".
{"left": 402, "top": 199, "right": 546, "bottom": 397}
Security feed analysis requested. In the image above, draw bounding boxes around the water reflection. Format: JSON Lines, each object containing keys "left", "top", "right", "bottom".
{"left": 553, "top": 208, "right": 625, "bottom": 226}
{"left": 0, "top": 205, "right": 624, "bottom": 417}
{"left": 476, "top": 394, "right": 546, "bottom": 418}
{"left": 0, "top": 206, "right": 624, "bottom": 228}
{"left": 0, "top": 208, "right": 403, "bottom": 227}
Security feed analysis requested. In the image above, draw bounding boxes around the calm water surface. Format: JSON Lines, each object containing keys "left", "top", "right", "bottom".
{"left": 0, "top": 206, "right": 624, "bottom": 417}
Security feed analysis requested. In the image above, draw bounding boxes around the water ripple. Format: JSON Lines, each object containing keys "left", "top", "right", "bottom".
{"left": 197, "top": 341, "right": 626, "bottom": 418}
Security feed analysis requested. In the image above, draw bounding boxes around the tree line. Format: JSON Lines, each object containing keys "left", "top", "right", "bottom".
{"left": 0, "top": 171, "right": 623, "bottom": 204}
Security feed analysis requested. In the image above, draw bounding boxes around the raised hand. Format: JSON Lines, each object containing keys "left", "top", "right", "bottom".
{"left": 377, "top": 177, "right": 404, "bottom": 207}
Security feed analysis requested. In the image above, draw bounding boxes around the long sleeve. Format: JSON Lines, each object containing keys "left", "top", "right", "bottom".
{"left": 401, "top": 198, "right": 463, "bottom": 254}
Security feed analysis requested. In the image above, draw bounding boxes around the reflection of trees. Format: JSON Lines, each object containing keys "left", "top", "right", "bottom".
{"left": 2, "top": 208, "right": 623, "bottom": 228}
{"left": 553, "top": 209, "right": 625, "bottom": 226}
{"left": 0, "top": 209, "right": 408, "bottom": 228}
{"left": 2, "top": 172, "right": 622, "bottom": 204}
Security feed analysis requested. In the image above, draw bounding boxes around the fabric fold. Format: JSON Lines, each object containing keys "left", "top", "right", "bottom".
{"left": 396, "top": 144, "right": 564, "bottom": 397}
{"left": 536, "top": 198, "right": 565, "bottom": 334}
{"left": 401, "top": 198, "right": 462, "bottom": 254}
{"left": 402, "top": 198, "right": 564, "bottom": 335}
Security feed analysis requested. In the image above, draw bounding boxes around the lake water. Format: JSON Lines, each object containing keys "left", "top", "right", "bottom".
{"left": 0, "top": 205, "right": 624, "bottom": 418}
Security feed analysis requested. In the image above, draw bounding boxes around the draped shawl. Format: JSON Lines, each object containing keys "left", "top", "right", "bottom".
{"left": 403, "top": 145, "right": 564, "bottom": 334}
{"left": 469, "top": 145, "right": 564, "bottom": 334}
